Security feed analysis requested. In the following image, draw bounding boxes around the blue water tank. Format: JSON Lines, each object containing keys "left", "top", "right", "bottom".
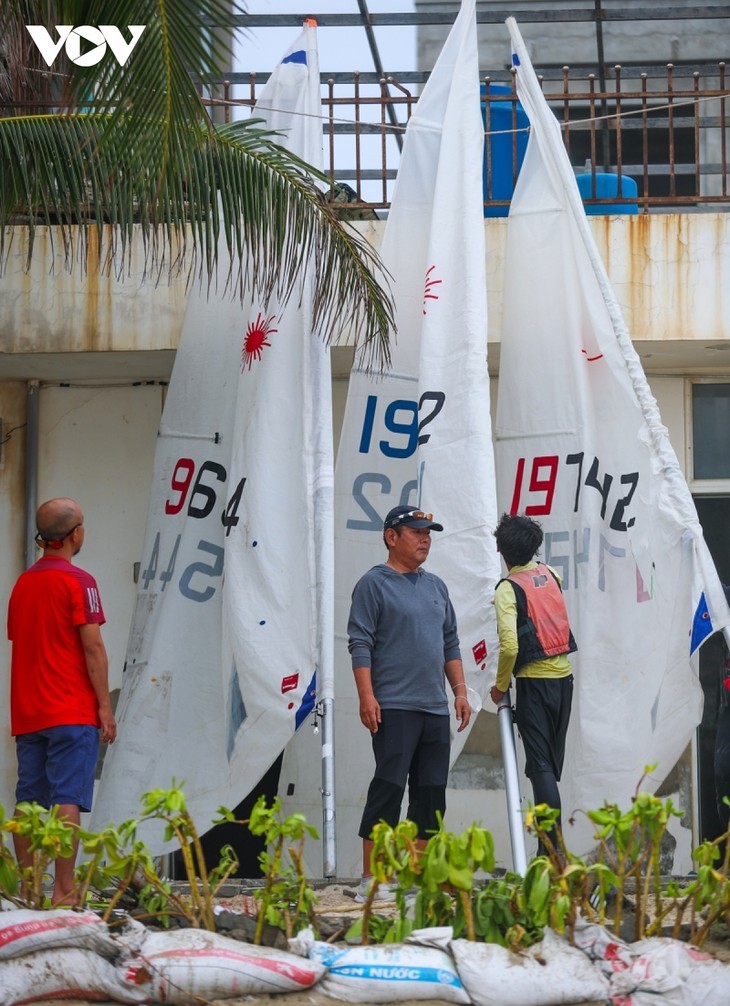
{"left": 481, "top": 83, "right": 528, "bottom": 217}
{"left": 576, "top": 169, "right": 638, "bottom": 215}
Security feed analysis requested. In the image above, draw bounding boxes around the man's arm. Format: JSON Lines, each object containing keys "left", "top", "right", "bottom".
{"left": 444, "top": 658, "right": 470, "bottom": 732}
{"left": 491, "top": 581, "right": 519, "bottom": 704}
{"left": 78, "top": 623, "right": 117, "bottom": 744}
{"left": 348, "top": 575, "right": 383, "bottom": 733}
{"left": 353, "top": 666, "right": 381, "bottom": 733}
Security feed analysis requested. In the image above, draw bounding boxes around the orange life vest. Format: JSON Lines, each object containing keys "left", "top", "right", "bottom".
{"left": 499, "top": 563, "right": 577, "bottom": 672}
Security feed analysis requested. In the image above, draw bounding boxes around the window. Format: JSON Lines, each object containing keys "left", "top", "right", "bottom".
{"left": 691, "top": 382, "right": 730, "bottom": 480}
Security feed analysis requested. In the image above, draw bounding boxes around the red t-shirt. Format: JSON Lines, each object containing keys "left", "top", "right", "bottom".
{"left": 7, "top": 556, "right": 106, "bottom": 735}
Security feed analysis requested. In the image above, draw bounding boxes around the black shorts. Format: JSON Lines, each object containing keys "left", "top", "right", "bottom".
{"left": 514, "top": 676, "right": 573, "bottom": 780}
{"left": 358, "top": 708, "right": 450, "bottom": 838}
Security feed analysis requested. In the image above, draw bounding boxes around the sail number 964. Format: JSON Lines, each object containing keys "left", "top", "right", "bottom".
{"left": 139, "top": 457, "right": 246, "bottom": 602}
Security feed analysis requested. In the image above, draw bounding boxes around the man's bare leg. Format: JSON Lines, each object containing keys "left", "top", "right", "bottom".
{"left": 53, "top": 804, "right": 81, "bottom": 906}
{"left": 11, "top": 813, "right": 33, "bottom": 901}
{"left": 362, "top": 837, "right": 374, "bottom": 877}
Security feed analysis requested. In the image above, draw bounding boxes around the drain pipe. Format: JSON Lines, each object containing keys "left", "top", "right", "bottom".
{"left": 24, "top": 381, "right": 39, "bottom": 569}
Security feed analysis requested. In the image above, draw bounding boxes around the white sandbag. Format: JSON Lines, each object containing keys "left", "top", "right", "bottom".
{"left": 608, "top": 936, "right": 725, "bottom": 1006}
{"left": 675, "top": 954, "right": 730, "bottom": 1006}
{"left": 308, "top": 939, "right": 470, "bottom": 1003}
{"left": 573, "top": 921, "right": 730, "bottom": 1006}
{"left": 287, "top": 925, "right": 315, "bottom": 957}
{"left": 572, "top": 918, "right": 635, "bottom": 976}
{"left": 126, "top": 927, "right": 325, "bottom": 1003}
{"left": 451, "top": 928, "right": 609, "bottom": 1006}
{"left": 406, "top": 926, "right": 456, "bottom": 950}
{"left": 0, "top": 908, "right": 119, "bottom": 961}
{"left": 0, "top": 946, "right": 148, "bottom": 1006}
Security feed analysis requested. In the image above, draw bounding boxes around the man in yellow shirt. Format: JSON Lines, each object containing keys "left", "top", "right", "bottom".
{"left": 490, "top": 513, "right": 576, "bottom": 855}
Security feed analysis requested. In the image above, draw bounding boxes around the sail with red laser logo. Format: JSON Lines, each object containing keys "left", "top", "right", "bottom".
{"left": 91, "top": 22, "right": 332, "bottom": 850}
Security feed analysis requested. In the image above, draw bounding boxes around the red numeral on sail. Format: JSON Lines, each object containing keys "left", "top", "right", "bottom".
{"left": 510, "top": 457, "right": 526, "bottom": 514}
{"left": 165, "top": 458, "right": 196, "bottom": 514}
{"left": 510, "top": 456, "right": 558, "bottom": 516}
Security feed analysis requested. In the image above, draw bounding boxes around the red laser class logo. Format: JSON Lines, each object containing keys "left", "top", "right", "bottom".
{"left": 422, "top": 265, "right": 442, "bottom": 315}
{"left": 241, "top": 313, "right": 277, "bottom": 371}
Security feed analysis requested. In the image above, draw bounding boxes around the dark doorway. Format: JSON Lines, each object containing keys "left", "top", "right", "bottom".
{"left": 694, "top": 497, "right": 730, "bottom": 843}
{"left": 170, "top": 753, "right": 283, "bottom": 880}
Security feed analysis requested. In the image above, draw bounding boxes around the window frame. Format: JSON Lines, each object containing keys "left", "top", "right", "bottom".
{"left": 686, "top": 377, "right": 730, "bottom": 494}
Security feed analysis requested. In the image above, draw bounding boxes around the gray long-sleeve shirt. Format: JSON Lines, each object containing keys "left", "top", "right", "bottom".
{"left": 347, "top": 563, "right": 461, "bottom": 714}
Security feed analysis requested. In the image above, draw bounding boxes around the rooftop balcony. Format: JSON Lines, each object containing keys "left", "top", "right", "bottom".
{"left": 206, "top": 61, "right": 730, "bottom": 215}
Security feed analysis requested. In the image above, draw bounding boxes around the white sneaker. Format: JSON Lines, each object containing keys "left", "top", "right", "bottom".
{"left": 353, "top": 877, "right": 394, "bottom": 903}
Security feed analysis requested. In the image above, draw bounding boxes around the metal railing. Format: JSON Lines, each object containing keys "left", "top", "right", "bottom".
{"left": 215, "top": 60, "right": 730, "bottom": 213}
{"left": 2, "top": 62, "right": 727, "bottom": 214}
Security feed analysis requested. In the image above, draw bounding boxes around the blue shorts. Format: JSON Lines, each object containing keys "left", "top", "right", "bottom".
{"left": 15, "top": 725, "right": 99, "bottom": 812}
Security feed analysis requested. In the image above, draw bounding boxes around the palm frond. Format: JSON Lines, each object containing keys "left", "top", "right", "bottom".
{"left": 0, "top": 113, "right": 394, "bottom": 367}
{"left": 0, "top": 0, "right": 395, "bottom": 366}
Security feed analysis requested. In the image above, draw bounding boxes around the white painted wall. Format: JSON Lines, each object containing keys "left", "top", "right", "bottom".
{"left": 36, "top": 383, "right": 165, "bottom": 697}
{"left": 0, "top": 383, "right": 28, "bottom": 813}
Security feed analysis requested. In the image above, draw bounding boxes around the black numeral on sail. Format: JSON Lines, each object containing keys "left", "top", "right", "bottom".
{"left": 222, "top": 478, "right": 246, "bottom": 535}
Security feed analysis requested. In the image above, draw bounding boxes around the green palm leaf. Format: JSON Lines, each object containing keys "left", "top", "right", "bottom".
{"left": 0, "top": 0, "right": 395, "bottom": 367}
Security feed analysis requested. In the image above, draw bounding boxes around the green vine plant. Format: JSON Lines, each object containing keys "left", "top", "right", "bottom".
{"left": 416, "top": 818, "right": 496, "bottom": 941}
{"left": 523, "top": 803, "right": 610, "bottom": 944}
{"left": 349, "top": 816, "right": 496, "bottom": 945}
{"left": 219, "top": 795, "right": 320, "bottom": 944}
{"left": 2, "top": 801, "right": 77, "bottom": 909}
{"left": 579, "top": 764, "right": 682, "bottom": 941}
{"left": 353, "top": 818, "right": 422, "bottom": 944}
{"left": 0, "top": 785, "right": 239, "bottom": 928}
{"left": 133, "top": 783, "right": 240, "bottom": 930}
{"left": 4, "top": 777, "right": 730, "bottom": 952}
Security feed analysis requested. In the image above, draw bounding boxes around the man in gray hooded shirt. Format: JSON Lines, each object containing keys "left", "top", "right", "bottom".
{"left": 347, "top": 505, "right": 470, "bottom": 901}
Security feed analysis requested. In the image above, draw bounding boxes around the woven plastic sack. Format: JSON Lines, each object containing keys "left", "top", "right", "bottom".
{"left": 308, "top": 939, "right": 470, "bottom": 1003}
{"left": 573, "top": 921, "right": 730, "bottom": 1005}
{"left": 0, "top": 908, "right": 119, "bottom": 961}
{"left": 451, "top": 928, "right": 609, "bottom": 1006}
{"left": 608, "top": 935, "right": 728, "bottom": 1005}
{"left": 126, "top": 927, "right": 325, "bottom": 1003}
{"left": 0, "top": 946, "right": 148, "bottom": 1005}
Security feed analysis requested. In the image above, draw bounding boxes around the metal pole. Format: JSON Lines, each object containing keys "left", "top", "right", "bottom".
{"left": 24, "top": 381, "right": 39, "bottom": 569}
{"left": 594, "top": 0, "right": 611, "bottom": 171}
{"left": 496, "top": 688, "right": 528, "bottom": 875}
{"left": 321, "top": 697, "right": 336, "bottom": 877}
{"left": 356, "top": 0, "right": 404, "bottom": 151}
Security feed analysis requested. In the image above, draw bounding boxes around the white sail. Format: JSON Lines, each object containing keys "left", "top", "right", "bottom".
{"left": 496, "top": 18, "right": 730, "bottom": 854}
{"left": 91, "top": 22, "right": 332, "bottom": 851}
{"left": 222, "top": 19, "right": 334, "bottom": 847}
{"left": 302, "top": 0, "right": 500, "bottom": 878}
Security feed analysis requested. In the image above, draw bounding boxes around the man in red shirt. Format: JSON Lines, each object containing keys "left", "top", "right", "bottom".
{"left": 7, "top": 497, "right": 117, "bottom": 905}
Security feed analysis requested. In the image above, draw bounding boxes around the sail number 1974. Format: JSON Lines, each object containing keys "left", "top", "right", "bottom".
{"left": 510, "top": 452, "right": 639, "bottom": 532}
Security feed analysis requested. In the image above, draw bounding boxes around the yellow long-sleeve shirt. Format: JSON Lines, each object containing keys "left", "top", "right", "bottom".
{"left": 494, "top": 561, "right": 573, "bottom": 693}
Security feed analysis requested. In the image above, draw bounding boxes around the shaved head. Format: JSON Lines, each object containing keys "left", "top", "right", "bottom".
{"left": 36, "top": 498, "right": 83, "bottom": 541}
